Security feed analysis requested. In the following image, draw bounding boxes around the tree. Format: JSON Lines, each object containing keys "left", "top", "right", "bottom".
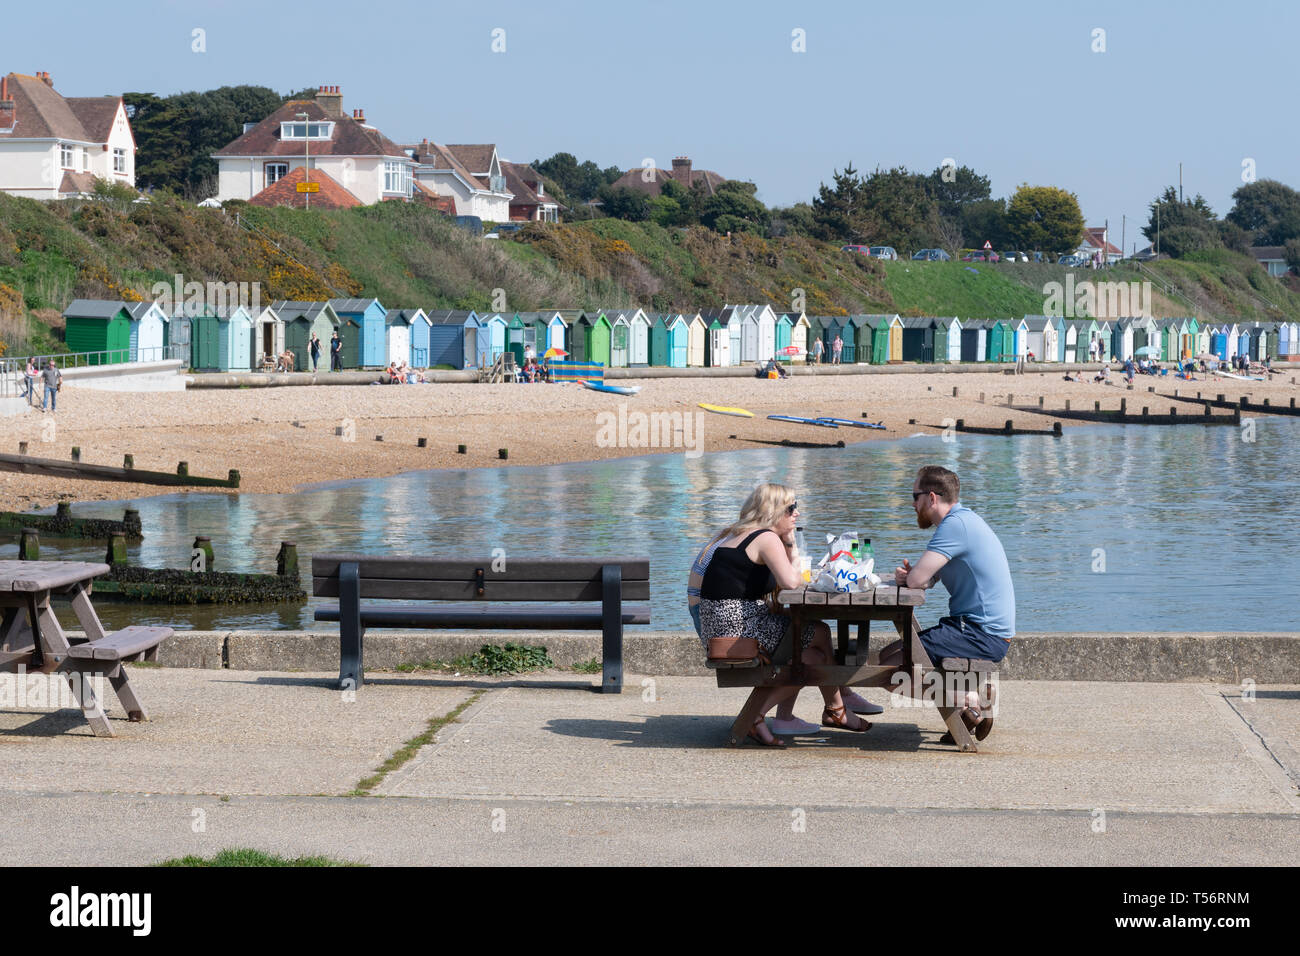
{"left": 699, "top": 180, "right": 769, "bottom": 233}
{"left": 596, "top": 185, "right": 650, "bottom": 221}
{"left": 533, "top": 153, "right": 623, "bottom": 202}
{"left": 1227, "top": 179, "right": 1300, "bottom": 246}
{"left": 1284, "top": 238, "right": 1300, "bottom": 274}
{"left": 768, "top": 202, "right": 816, "bottom": 237}
{"left": 925, "top": 164, "right": 992, "bottom": 219}
{"left": 958, "top": 198, "right": 1009, "bottom": 251}
{"left": 858, "top": 166, "right": 939, "bottom": 253}
{"left": 1005, "top": 185, "right": 1085, "bottom": 255}
{"left": 1141, "top": 187, "right": 1221, "bottom": 257}
{"left": 811, "top": 164, "right": 868, "bottom": 243}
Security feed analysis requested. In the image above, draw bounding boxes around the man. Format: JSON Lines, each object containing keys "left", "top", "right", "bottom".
{"left": 309, "top": 333, "right": 321, "bottom": 372}
{"left": 330, "top": 331, "right": 342, "bottom": 371}
{"left": 41, "top": 360, "right": 62, "bottom": 413}
{"left": 879, "top": 465, "right": 1015, "bottom": 741}
{"left": 832, "top": 334, "right": 843, "bottom": 365}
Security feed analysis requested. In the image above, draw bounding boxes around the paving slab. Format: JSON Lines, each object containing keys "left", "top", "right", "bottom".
{"left": 380, "top": 677, "right": 1300, "bottom": 814}
{"left": 0, "top": 668, "right": 472, "bottom": 796}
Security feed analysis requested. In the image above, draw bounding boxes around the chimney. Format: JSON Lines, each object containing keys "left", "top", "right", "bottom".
{"left": 40, "top": 71, "right": 53, "bottom": 87}
{"left": 352, "top": 107, "right": 365, "bottom": 123}
{"left": 671, "top": 156, "right": 692, "bottom": 188}
{"left": 0, "top": 76, "right": 12, "bottom": 131}
{"left": 315, "top": 85, "right": 344, "bottom": 117}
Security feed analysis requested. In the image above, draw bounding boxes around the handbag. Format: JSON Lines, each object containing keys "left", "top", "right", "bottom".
{"left": 706, "top": 636, "right": 768, "bottom": 662}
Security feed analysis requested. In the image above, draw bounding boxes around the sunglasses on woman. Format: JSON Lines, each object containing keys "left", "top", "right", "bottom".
{"left": 785, "top": 502, "right": 798, "bottom": 515}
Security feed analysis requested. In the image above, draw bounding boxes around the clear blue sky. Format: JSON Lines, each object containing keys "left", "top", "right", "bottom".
{"left": 10, "top": 0, "right": 1296, "bottom": 250}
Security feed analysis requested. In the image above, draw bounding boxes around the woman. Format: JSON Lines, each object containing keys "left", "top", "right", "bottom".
{"left": 698, "top": 483, "right": 872, "bottom": 747}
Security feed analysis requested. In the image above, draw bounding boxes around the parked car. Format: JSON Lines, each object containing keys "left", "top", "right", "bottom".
{"left": 1058, "top": 254, "right": 1083, "bottom": 266}
{"left": 841, "top": 244, "right": 872, "bottom": 255}
{"left": 869, "top": 246, "right": 898, "bottom": 261}
{"left": 497, "top": 222, "right": 524, "bottom": 235}
{"left": 1002, "top": 251, "right": 1029, "bottom": 263}
{"left": 961, "top": 251, "right": 1000, "bottom": 262}
{"left": 910, "top": 248, "right": 952, "bottom": 261}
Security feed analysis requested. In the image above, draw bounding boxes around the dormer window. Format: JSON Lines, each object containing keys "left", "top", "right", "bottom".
{"left": 280, "top": 121, "right": 334, "bottom": 140}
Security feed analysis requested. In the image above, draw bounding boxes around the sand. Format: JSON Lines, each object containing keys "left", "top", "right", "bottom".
{"left": 0, "top": 367, "right": 1294, "bottom": 512}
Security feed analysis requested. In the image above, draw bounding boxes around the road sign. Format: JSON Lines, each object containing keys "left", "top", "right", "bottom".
{"left": 982, "top": 240, "right": 992, "bottom": 250}
{"left": 296, "top": 182, "right": 320, "bottom": 193}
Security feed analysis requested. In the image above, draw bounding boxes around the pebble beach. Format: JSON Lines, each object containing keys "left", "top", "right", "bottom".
{"left": 0, "top": 367, "right": 1294, "bottom": 512}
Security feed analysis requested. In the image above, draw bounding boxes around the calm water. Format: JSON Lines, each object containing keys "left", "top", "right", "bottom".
{"left": 18, "top": 416, "right": 1300, "bottom": 633}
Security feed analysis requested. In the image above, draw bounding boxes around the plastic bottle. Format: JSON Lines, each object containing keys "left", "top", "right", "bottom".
{"left": 850, "top": 532, "right": 862, "bottom": 563}
{"left": 794, "top": 527, "right": 811, "bottom": 583}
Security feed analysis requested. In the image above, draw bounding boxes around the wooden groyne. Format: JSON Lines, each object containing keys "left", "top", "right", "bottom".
{"left": 1012, "top": 397, "right": 1240, "bottom": 426}
{"left": 1164, "top": 392, "right": 1300, "bottom": 417}
{"left": 0, "top": 502, "right": 142, "bottom": 540}
{"left": 0, "top": 450, "right": 240, "bottom": 488}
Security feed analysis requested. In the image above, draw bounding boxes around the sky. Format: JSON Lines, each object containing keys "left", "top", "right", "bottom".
{"left": 7, "top": 0, "right": 1297, "bottom": 251}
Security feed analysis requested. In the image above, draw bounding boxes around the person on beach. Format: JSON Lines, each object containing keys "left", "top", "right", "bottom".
{"left": 330, "top": 331, "right": 342, "bottom": 371}
{"left": 1123, "top": 358, "right": 1135, "bottom": 384}
{"left": 832, "top": 335, "right": 843, "bottom": 365}
{"left": 697, "top": 484, "right": 876, "bottom": 746}
{"left": 1094, "top": 363, "right": 1110, "bottom": 384}
{"left": 22, "top": 358, "right": 37, "bottom": 406}
{"left": 879, "top": 466, "right": 1015, "bottom": 743}
{"left": 309, "top": 334, "right": 321, "bottom": 372}
{"left": 40, "top": 359, "right": 61, "bottom": 413}
{"left": 811, "top": 337, "right": 824, "bottom": 365}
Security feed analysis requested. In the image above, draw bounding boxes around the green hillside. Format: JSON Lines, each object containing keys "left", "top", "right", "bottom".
{"left": 1, "top": 191, "right": 1297, "bottom": 355}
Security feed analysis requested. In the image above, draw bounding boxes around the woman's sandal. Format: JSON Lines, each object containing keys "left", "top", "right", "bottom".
{"left": 821, "top": 703, "right": 871, "bottom": 733}
{"left": 746, "top": 718, "right": 787, "bottom": 748}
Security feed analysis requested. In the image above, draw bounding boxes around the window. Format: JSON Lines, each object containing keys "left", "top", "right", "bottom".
{"left": 113, "top": 148, "right": 126, "bottom": 174}
{"left": 60, "top": 143, "right": 73, "bottom": 169}
{"left": 383, "top": 161, "right": 411, "bottom": 196}
{"left": 280, "top": 122, "right": 333, "bottom": 140}
{"left": 265, "top": 163, "right": 288, "bottom": 187}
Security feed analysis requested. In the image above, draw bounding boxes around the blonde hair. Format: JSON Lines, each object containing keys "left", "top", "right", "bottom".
{"left": 717, "top": 482, "right": 796, "bottom": 540}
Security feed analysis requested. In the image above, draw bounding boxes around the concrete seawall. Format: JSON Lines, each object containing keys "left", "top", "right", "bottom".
{"left": 134, "top": 629, "right": 1300, "bottom": 683}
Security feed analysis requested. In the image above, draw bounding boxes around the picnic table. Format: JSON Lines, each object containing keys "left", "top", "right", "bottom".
{"left": 712, "top": 583, "right": 985, "bottom": 752}
{"left": 0, "top": 561, "right": 171, "bottom": 737}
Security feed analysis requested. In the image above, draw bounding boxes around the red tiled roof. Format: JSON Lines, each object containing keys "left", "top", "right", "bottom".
{"left": 408, "top": 141, "right": 483, "bottom": 189}
{"left": 0, "top": 73, "right": 93, "bottom": 141}
{"left": 445, "top": 144, "right": 495, "bottom": 176}
{"left": 610, "top": 164, "right": 725, "bottom": 196}
{"left": 214, "top": 98, "right": 409, "bottom": 159}
{"left": 65, "top": 96, "right": 124, "bottom": 143}
{"left": 248, "top": 165, "right": 361, "bottom": 210}
{"left": 1082, "top": 227, "right": 1122, "bottom": 255}
{"left": 58, "top": 170, "right": 97, "bottom": 195}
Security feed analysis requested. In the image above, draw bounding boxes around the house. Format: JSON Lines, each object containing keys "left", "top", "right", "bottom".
{"left": 404, "top": 141, "right": 513, "bottom": 221}
{"left": 214, "top": 86, "right": 416, "bottom": 205}
{"left": 1249, "top": 246, "right": 1290, "bottom": 278}
{"left": 501, "top": 161, "right": 561, "bottom": 222}
{"left": 1076, "top": 226, "right": 1123, "bottom": 265}
{"left": 608, "top": 155, "right": 727, "bottom": 197}
{"left": 0, "top": 72, "right": 135, "bottom": 199}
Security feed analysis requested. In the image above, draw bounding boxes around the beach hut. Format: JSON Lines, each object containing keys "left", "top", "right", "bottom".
{"left": 774, "top": 312, "right": 792, "bottom": 355}
{"left": 329, "top": 298, "right": 387, "bottom": 368}
{"left": 189, "top": 305, "right": 252, "bottom": 371}
{"left": 1279, "top": 321, "right": 1296, "bottom": 359}
{"left": 985, "top": 320, "right": 1014, "bottom": 362}
{"left": 608, "top": 312, "right": 631, "bottom": 367}
{"left": 933, "top": 317, "right": 961, "bottom": 363}
{"left": 1094, "top": 321, "right": 1112, "bottom": 361}
{"left": 126, "top": 301, "right": 169, "bottom": 363}
{"left": 702, "top": 308, "right": 732, "bottom": 367}
{"left": 1194, "top": 320, "right": 1212, "bottom": 358}
{"left": 63, "top": 299, "right": 132, "bottom": 365}
{"left": 397, "top": 309, "right": 430, "bottom": 367}
{"left": 274, "top": 301, "right": 341, "bottom": 371}
{"left": 578, "top": 311, "right": 612, "bottom": 367}
{"left": 731, "top": 304, "right": 776, "bottom": 361}
{"left": 959, "top": 320, "right": 985, "bottom": 362}
{"left": 627, "top": 309, "right": 651, "bottom": 365}
{"left": 649, "top": 314, "right": 669, "bottom": 367}
{"left": 652, "top": 314, "right": 688, "bottom": 367}
{"left": 1236, "top": 324, "right": 1252, "bottom": 361}
{"left": 426, "top": 310, "right": 481, "bottom": 368}
{"left": 686, "top": 313, "right": 707, "bottom": 366}
{"left": 1109, "top": 318, "right": 1135, "bottom": 362}
{"left": 478, "top": 312, "right": 508, "bottom": 365}
{"left": 807, "top": 316, "right": 837, "bottom": 361}
{"left": 1023, "top": 316, "right": 1055, "bottom": 364}
{"left": 790, "top": 313, "right": 810, "bottom": 359}
{"left": 550, "top": 311, "right": 579, "bottom": 353}
{"left": 900, "top": 317, "right": 935, "bottom": 363}
{"left": 249, "top": 304, "right": 285, "bottom": 367}
{"left": 385, "top": 310, "right": 413, "bottom": 369}
{"left": 840, "top": 314, "right": 859, "bottom": 363}
{"left": 1011, "top": 317, "right": 1030, "bottom": 361}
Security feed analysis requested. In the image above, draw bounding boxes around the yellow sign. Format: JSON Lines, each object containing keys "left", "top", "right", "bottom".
{"left": 296, "top": 182, "right": 320, "bottom": 193}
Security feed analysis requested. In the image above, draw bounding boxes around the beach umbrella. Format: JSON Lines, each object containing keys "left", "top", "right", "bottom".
{"left": 1134, "top": 345, "right": 1160, "bottom": 356}
{"left": 544, "top": 347, "right": 567, "bottom": 359}
{"left": 778, "top": 345, "right": 804, "bottom": 356}
{"left": 1195, "top": 352, "right": 1219, "bottom": 365}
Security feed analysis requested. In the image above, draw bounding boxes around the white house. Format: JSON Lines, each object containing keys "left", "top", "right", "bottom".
{"left": 0, "top": 71, "right": 135, "bottom": 199}
{"left": 404, "top": 140, "right": 513, "bottom": 221}
{"left": 1076, "top": 226, "right": 1123, "bottom": 265}
{"left": 213, "top": 86, "right": 415, "bottom": 205}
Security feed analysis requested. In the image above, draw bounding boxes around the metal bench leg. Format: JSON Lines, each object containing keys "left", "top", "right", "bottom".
{"left": 600, "top": 564, "right": 623, "bottom": 694}
{"left": 339, "top": 561, "right": 363, "bottom": 692}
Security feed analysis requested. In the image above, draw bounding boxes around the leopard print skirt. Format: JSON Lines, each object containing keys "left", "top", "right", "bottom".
{"left": 697, "top": 598, "right": 817, "bottom": 655}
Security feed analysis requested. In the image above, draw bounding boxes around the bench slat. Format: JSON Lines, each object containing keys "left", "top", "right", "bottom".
{"left": 312, "top": 578, "right": 651, "bottom": 601}
{"left": 65, "top": 625, "right": 172, "bottom": 661}
{"left": 311, "top": 555, "right": 649, "bottom": 583}
{"left": 315, "top": 604, "right": 652, "bottom": 629}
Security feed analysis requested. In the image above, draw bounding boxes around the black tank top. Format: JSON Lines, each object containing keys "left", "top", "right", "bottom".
{"left": 699, "top": 529, "right": 776, "bottom": 600}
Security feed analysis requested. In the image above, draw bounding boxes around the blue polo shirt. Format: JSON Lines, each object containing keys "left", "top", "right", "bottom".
{"left": 925, "top": 504, "right": 1016, "bottom": 640}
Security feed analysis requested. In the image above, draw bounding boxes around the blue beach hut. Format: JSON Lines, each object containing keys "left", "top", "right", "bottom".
{"left": 427, "top": 310, "right": 481, "bottom": 368}
{"left": 329, "top": 298, "right": 388, "bottom": 368}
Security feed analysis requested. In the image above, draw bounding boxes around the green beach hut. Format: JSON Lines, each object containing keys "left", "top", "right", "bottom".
{"left": 63, "top": 299, "right": 132, "bottom": 365}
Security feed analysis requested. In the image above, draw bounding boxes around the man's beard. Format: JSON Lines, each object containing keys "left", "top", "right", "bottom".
{"left": 916, "top": 512, "right": 931, "bottom": 530}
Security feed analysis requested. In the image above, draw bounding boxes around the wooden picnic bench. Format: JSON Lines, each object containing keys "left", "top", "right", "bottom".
{"left": 0, "top": 560, "right": 172, "bottom": 737}
{"left": 708, "top": 584, "right": 995, "bottom": 752}
{"left": 311, "top": 554, "right": 650, "bottom": 693}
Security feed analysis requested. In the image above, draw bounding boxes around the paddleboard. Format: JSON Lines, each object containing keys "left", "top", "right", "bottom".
{"left": 816, "top": 417, "right": 886, "bottom": 430}
{"left": 1214, "top": 371, "right": 1264, "bottom": 382}
{"left": 698, "top": 403, "right": 754, "bottom": 418}
{"left": 767, "top": 415, "right": 838, "bottom": 428}
{"left": 580, "top": 380, "right": 641, "bottom": 395}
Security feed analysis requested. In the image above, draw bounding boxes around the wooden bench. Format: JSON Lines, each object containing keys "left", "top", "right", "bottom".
{"left": 66, "top": 625, "right": 171, "bottom": 662}
{"left": 312, "top": 554, "right": 650, "bottom": 693}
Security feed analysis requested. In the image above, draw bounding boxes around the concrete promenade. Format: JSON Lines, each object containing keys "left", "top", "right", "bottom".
{"left": 1, "top": 667, "right": 1295, "bottom": 866}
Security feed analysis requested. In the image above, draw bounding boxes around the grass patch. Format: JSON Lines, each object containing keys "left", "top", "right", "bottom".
{"left": 349, "top": 690, "right": 484, "bottom": 795}
{"left": 395, "top": 643, "right": 554, "bottom": 676}
{"left": 570, "top": 657, "right": 602, "bottom": 674}
{"left": 155, "top": 848, "right": 363, "bottom": 867}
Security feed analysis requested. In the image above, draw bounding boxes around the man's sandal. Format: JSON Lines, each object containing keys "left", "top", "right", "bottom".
{"left": 821, "top": 704, "right": 871, "bottom": 733}
{"left": 747, "top": 718, "right": 787, "bottom": 749}
{"left": 939, "top": 708, "right": 987, "bottom": 746}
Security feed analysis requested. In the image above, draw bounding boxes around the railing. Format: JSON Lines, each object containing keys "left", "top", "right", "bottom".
{"left": 0, "top": 345, "right": 188, "bottom": 397}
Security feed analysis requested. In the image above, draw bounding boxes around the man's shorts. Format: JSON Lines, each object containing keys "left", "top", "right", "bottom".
{"left": 689, "top": 603, "right": 702, "bottom": 637}
{"left": 919, "top": 616, "right": 1009, "bottom": 664}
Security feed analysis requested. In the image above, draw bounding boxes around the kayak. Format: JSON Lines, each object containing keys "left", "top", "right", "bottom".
{"left": 767, "top": 415, "right": 839, "bottom": 428}
{"left": 816, "top": 417, "right": 886, "bottom": 430}
{"left": 580, "top": 380, "right": 641, "bottom": 395}
{"left": 698, "top": 403, "right": 754, "bottom": 418}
